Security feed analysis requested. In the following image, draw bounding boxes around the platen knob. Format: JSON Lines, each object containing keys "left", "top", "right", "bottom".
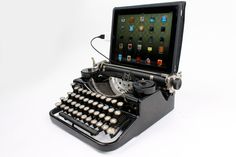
{"left": 171, "top": 78, "right": 182, "bottom": 90}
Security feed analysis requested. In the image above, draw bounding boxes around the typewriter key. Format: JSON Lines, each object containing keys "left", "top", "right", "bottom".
{"left": 117, "top": 102, "right": 124, "bottom": 107}
{"left": 86, "top": 91, "right": 92, "bottom": 95}
{"left": 71, "top": 83, "right": 76, "bottom": 88}
{"left": 114, "top": 110, "right": 121, "bottom": 116}
{"left": 67, "top": 99, "right": 73, "bottom": 104}
{"left": 88, "top": 109, "right": 95, "bottom": 114}
{"left": 55, "top": 102, "right": 62, "bottom": 107}
{"left": 84, "top": 106, "right": 90, "bottom": 111}
{"left": 79, "top": 96, "right": 85, "bottom": 101}
{"left": 104, "top": 116, "right": 111, "bottom": 121}
{"left": 103, "top": 105, "right": 109, "bottom": 111}
{"left": 82, "top": 89, "right": 88, "bottom": 94}
{"left": 74, "top": 94, "right": 80, "bottom": 99}
{"left": 106, "top": 98, "right": 112, "bottom": 103}
{"left": 79, "top": 105, "right": 85, "bottom": 110}
{"left": 60, "top": 104, "right": 66, "bottom": 109}
{"left": 71, "top": 93, "right": 76, "bottom": 98}
{"left": 72, "top": 110, "right": 78, "bottom": 115}
{"left": 102, "top": 124, "right": 109, "bottom": 131}
{"left": 71, "top": 101, "right": 76, "bottom": 106}
{"left": 60, "top": 97, "right": 66, "bottom": 101}
{"left": 96, "top": 94, "right": 102, "bottom": 99}
{"left": 78, "top": 88, "right": 83, "bottom": 93}
{"left": 85, "top": 116, "right": 92, "bottom": 122}
{"left": 106, "top": 127, "right": 116, "bottom": 135}
{"left": 100, "top": 95, "right": 106, "bottom": 101}
{"left": 111, "top": 99, "right": 117, "bottom": 105}
{"left": 91, "top": 92, "right": 96, "bottom": 97}
{"left": 96, "top": 121, "right": 103, "bottom": 127}
{"left": 67, "top": 92, "right": 72, "bottom": 97}
{"left": 93, "top": 111, "right": 100, "bottom": 116}
{"left": 110, "top": 118, "right": 117, "bottom": 124}
{"left": 99, "top": 113, "right": 105, "bottom": 119}
{"left": 83, "top": 98, "right": 89, "bottom": 103}
{"left": 81, "top": 114, "right": 87, "bottom": 120}
{"left": 108, "top": 108, "right": 115, "bottom": 113}
{"left": 75, "top": 103, "right": 81, "bottom": 108}
{"left": 97, "top": 103, "right": 104, "bottom": 109}
{"left": 76, "top": 112, "right": 82, "bottom": 117}
{"left": 68, "top": 108, "right": 74, "bottom": 113}
{"left": 92, "top": 101, "right": 98, "bottom": 107}
{"left": 64, "top": 106, "right": 69, "bottom": 111}
{"left": 88, "top": 99, "right": 94, "bottom": 105}
{"left": 91, "top": 119, "right": 97, "bottom": 125}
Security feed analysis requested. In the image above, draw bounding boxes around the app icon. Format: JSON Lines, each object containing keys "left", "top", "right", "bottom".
{"left": 147, "top": 46, "right": 152, "bottom": 52}
{"left": 149, "top": 25, "right": 154, "bottom": 32}
{"left": 157, "top": 59, "right": 163, "bottom": 66}
{"left": 140, "top": 16, "right": 145, "bottom": 22}
{"left": 120, "top": 25, "right": 125, "bottom": 30}
{"left": 160, "top": 37, "right": 164, "bottom": 42}
{"left": 161, "top": 16, "right": 167, "bottom": 23}
{"left": 128, "top": 43, "right": 133, "bottom": 50}
{"left": 119, "top": 43, "right": 123, "bottom": 50}
{"left": 118, "top": 54, "right": 122, "bottom": 62}
{"left": 127, "top": 55, "right": 132, "bottom": 62}
{"left": 121, "top": 17, "right": 125, "bottom": 23}
{"left": 145, "top": 58, "right": 151, "bottom": 65}
{"left": 137, "top": 44, "right": 142, "bottom": 51}
{"left": 148, "top": 36, "right": 153, "bottom": 43}
{"left": 129, "top": 16, "right": 135, "bottom": 23}
{"left": 136, "top": 56, "right": 141, "bottom": 63}
{"left": 149, "top": 16, "right": 155, "bottom": 23}
{"left": 161, "top": 26, "right": 165, "bottom": 32}
{"left": 129, "top": 25, "right": 135, "bottom": 32}
{"left": 139, "top": 25, "right": 144, "bottom": 32}
{"left": 158, "top": 46, "right": 164, "bottom": 54}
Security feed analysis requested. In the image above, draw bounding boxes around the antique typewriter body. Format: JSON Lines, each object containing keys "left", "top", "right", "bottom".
{"left": 49, "top": 2, "right": 186, "bottom": 151}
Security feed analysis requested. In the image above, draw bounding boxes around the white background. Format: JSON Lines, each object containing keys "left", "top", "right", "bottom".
{"left": 0, "top": 0, "right": 236, "bottom": 156}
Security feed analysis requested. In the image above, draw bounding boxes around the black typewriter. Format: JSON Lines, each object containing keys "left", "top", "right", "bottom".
{"left": 49, "top": 1, "right": 186, "bottom": 151}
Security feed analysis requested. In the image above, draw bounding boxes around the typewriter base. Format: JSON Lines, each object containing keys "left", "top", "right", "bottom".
{"left": 50, "top": 90, "right": 174, "bottom": 151}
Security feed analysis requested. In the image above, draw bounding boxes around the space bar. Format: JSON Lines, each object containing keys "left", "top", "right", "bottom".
{"left": 59, "top": 112, "right": 99, "bottom": 135}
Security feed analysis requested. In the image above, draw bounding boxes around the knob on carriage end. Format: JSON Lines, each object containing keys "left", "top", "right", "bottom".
{"left": 171, "top": 78, "right": 182, "bottom": 90}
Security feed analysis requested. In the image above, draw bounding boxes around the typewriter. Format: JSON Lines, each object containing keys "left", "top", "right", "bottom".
{"left": 49, "top": 1, "right": 186, "bottom": 151}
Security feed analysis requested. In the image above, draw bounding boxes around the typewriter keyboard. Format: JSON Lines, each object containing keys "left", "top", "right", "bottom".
{"left": 53, "top": 83, "right": 134, "bottom": 142}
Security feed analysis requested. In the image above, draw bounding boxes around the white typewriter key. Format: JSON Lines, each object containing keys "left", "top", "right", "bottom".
{"left": 64, "top": 106, "right": 69, "bottom": 111}
{"left": 91, "top": 119, "right": 97, "bottom": 125}
{"left": 71, "top": 82, "right": 76, "bottom": 87}
{"left": 75, "top": 103, "right": 81, "bottom": 108}
{"left": 88, "top": 109, "right": 95, "bottom": 114}
{"left": 117, "top": 102, "right": 124, "bottom": 107}
{"left": 103, "top": 105, "right": 109, "bottom": 111}
{"left": 67, "top": 99, "right": 73, "bottom": 104}
{"left": 82, "top": 89, "right": 88, "bottom": 94}
{"left": 60, "top": 97, "right": 65, "bottom": 101}
{"left": 79, "top": 105, "right": 85, "bottom": 109}
{"left": 96, "top": 94, "right": 102, "bottom": 98}
{"left": 92, "top": 101, "right": 98, "bottom": 106}
{"left": 104, "top": 116, "right": 111, "bottom": 121}
{"left": 86, "top": 91, "right": 92, "bottom": 95}
{"left": 60, "top": 104, "right": 66, "bottom": 109}
{"left": 100, "top": 95, "right": 106, "bottom": 100}
{"left": 85, "top": 116, "right": 92, "bottom": 122}
{"left": 91, "top": 92, "right": 96, "bottom": 97}
{"left": 68, "top": 108, "right": 74, "bottom": 113}
{"left": 76, "top": 112, "right": 82, "bottom": 117}
{"left": 72, "top": 110, "right": 78, "bottom": 115}
{"left": 75, "top": 95, "right": 80, "bottom": 99}
{"left": 74, "top": 86, "right": 79, "bottom": 91}
{"left": 67, "top": 92, "right": 72, "bottom": 96}
{"left": 99, "top": 113, "right": 105, "bottom": 119}
{"left": 88, "top": 99, "right": 94, "bottom": 105}
{"left": 78, "top": 88, "right": 83, "bottom": 93}
{"left": 111, "top": 99, "right": 117, "bottom": 104}
{"left": 106, "top": 98, "right": 112, "bottom": 103}
{"left": 71, "top": 93, "right": 76, "bottom": 97}
{"left": 110, "top": 118, "right": 117, "bottom": 124}
{"left": 114, "top": 110, "right": 121, "bottom": 116}
{"left": 84, "top": 106, "right": 90, "bottom": 111}
{"left": 96, "top": 121, "right": 103, "bottom": 127}
{"left": 108, "top": 108, "right": 115, "bottom": 113}
{"left": 102, "top": 124, "right": 109, "bottom": 130}
{"left": 55, "top": 102, "right": 62, "bottom": 107}
{"left": 79, "top": 96, "right": 85, "bottom": 101}
{"left": 83, "top": 98, "right": 89, "bottom": 103}
{"left": 93, "top": 111, "right": 100, "bottom": 116}
{"left": 106, "top": 127, "right": 116, "bottom": 135}
{"left": 81, "top": 114, "right": 87, "bottom": 120}
{"left": 71, "top": 101, "right": 76, "bottom": 106}
{"left": 97, "top": 104, "right": 104, "bottom": 109}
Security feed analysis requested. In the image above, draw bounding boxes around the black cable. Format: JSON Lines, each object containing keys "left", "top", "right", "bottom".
{"left": 90, "top": 34, "right": 110, "bottom": 61}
